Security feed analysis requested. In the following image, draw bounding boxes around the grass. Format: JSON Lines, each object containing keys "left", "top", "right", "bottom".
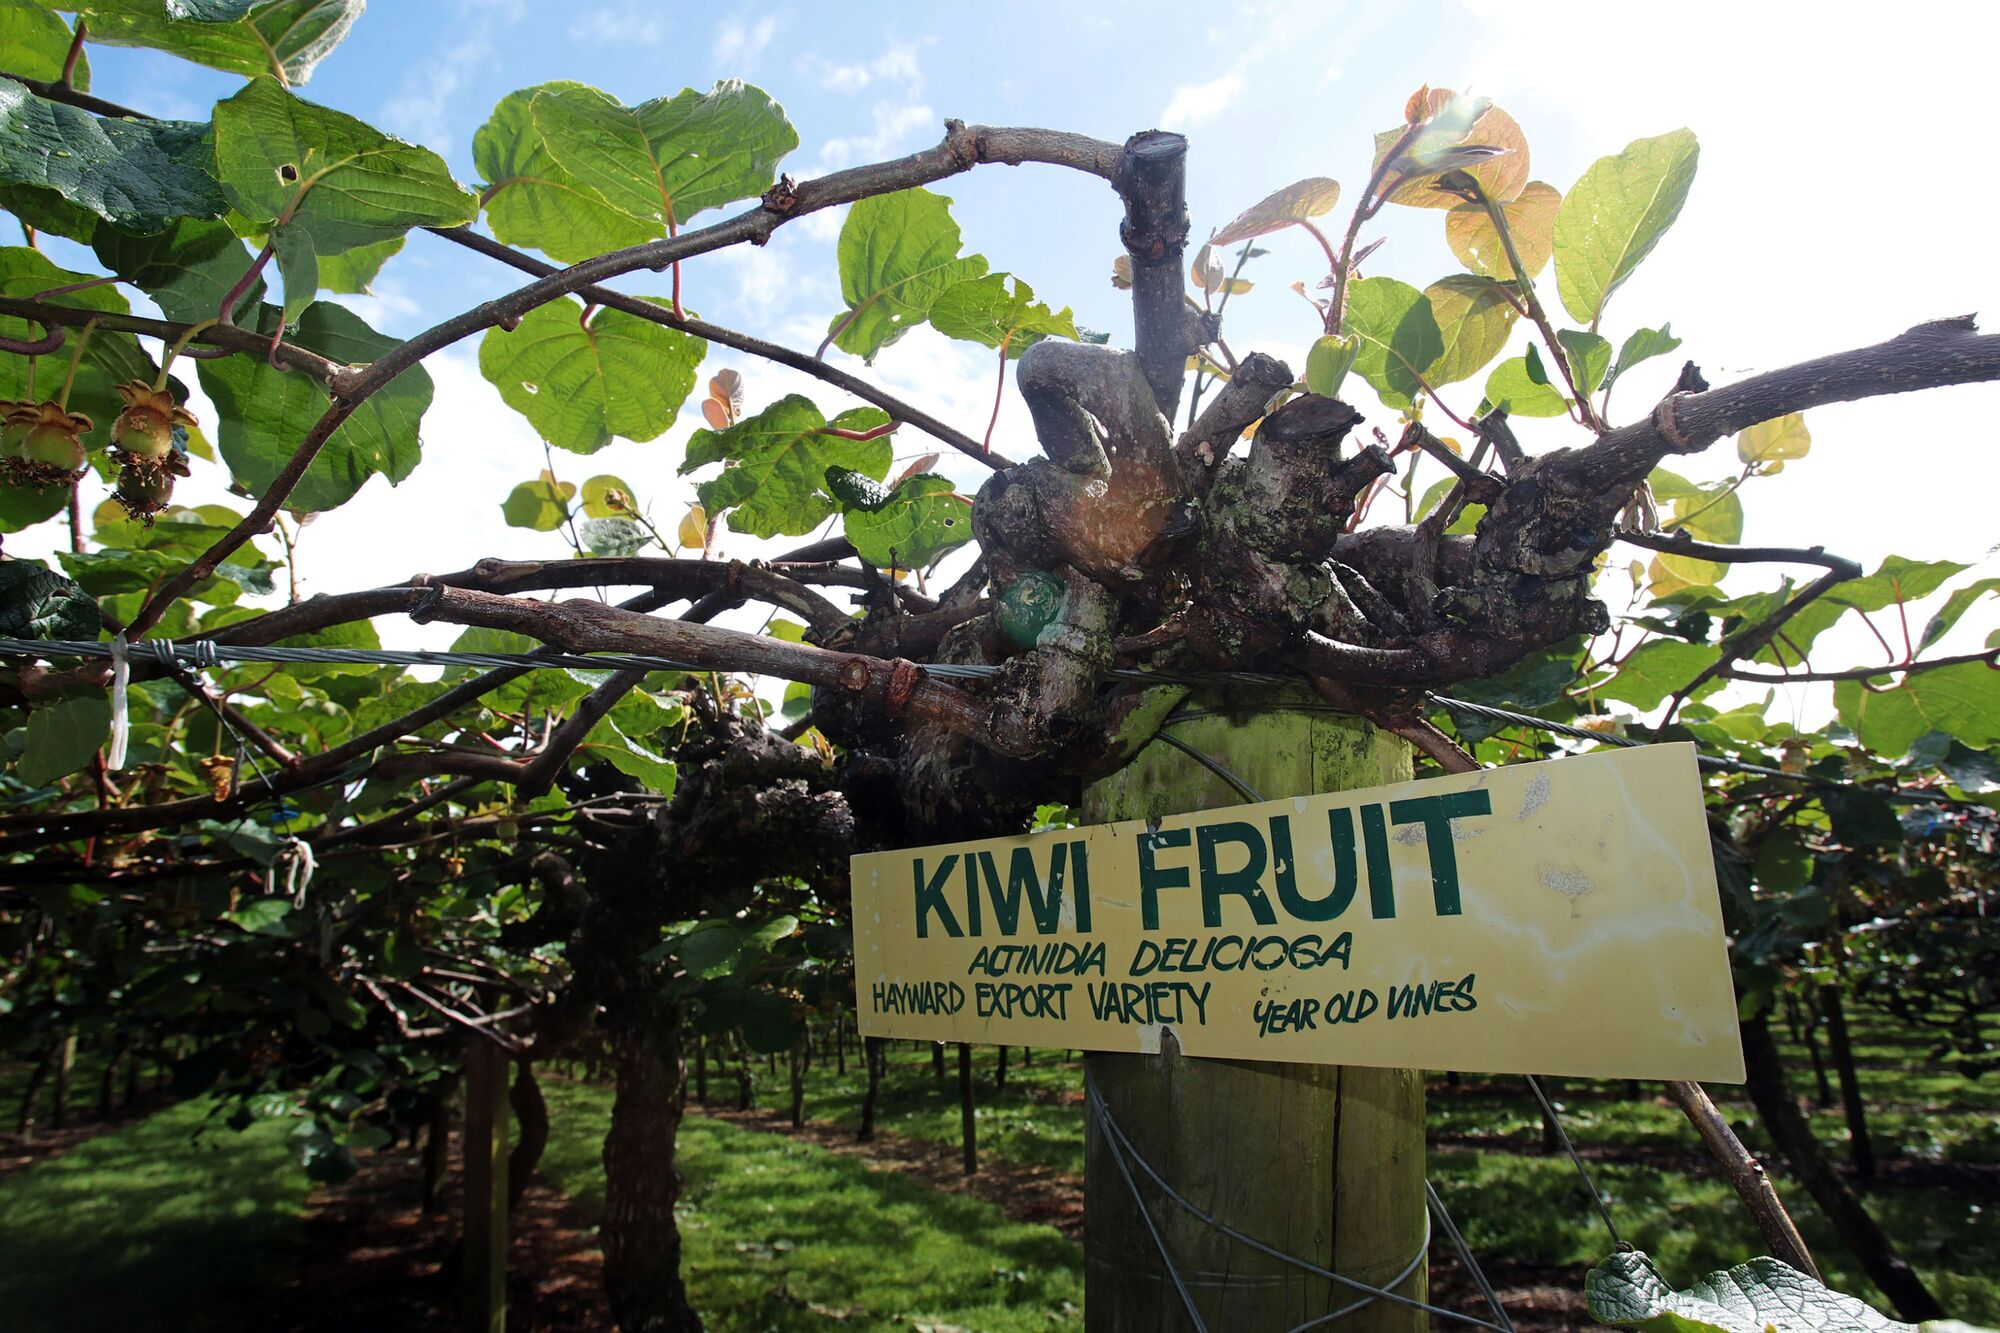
{"left": 759, "top": 1011, "right": 2000, "bottom": 1323}
{"left": 0, "top": 1096, "right": 313, "bottom": 1332}
{"left": 538, "top": 1079, "right": 1083, "bottom": 1332}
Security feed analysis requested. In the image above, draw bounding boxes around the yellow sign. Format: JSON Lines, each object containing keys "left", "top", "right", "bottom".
{"left": 850, "top": 743, "right": 1744, "bottom": 1082}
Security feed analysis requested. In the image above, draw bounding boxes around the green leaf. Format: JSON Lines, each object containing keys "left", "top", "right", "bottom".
{"left": 62, "top": 0, "right": 361, "bottom": 86}
{"left": 167, "top": 0, "right": 264, "bottom": 19}
{"left": 223, "top": 898, "right": 295, "bottom": 937}
{"left": 580, "top": 474, "right": 638, "bottom": 519}
{"left": 1444, "top": 180, "right": 1559, "bottom": 278}
{"left": 1305, "top": 333, "right": 1360, "bottom": 399}
{"left": 1483, "top": 355, "right": 1566, "bottom": 416}
{"left": 0, "top": 5, "right": 89, "bottom": 87}
{"left": 1598, "top": 638, "right": 1720, "bottom": 711}
{"left": 478, "top": 297, "right": 703, "bottom": 454}
{"left": 199, "top": 301, "right": 432, "bottom": 512}
{"left": 1921, "top": 577, "right": 2000, "bottom": 651}
{"left": 592, "top": 719, "right": 678, "bottom": 796}
{"left": 92, "top": 217, "right": 263, "bottom": 324}
{"left": 315, "top": 234, "right": 401, "bottom": 293}
{"left": 1424, "top": 274, "right": 1517, "bottom": 388}
{"left": 1938, "top": 740, "right": 2000, "bottom": 794}
{"left": 213, "top": 78, "right": 477, "bottom": 255}
{"left": 18, "top": 693, "right": 110, "bottom": 786}
{"left": 1605, "top": 324, "right": 1682, "bottom": 393}
{"left": 1648, "top": 468, "right": 1744, "bottom": 590}
{"left": 844, "top": 474, "right": 974, "bottom": 570}
{"left": 529, "top": 80, "right": 797, "bottom": 231}
{"left": 1344, "top": 276, "right": 1443, "bottom": 410}
{"left": 1823, "top": 787, "right": 1901, "bottom": 848}
{"left": 500, "top": 474, "right": 573, "bottom": 531}
{"left": 1586, "top": 1251, "right": 1905, "bottom": 1333}
{"left": 1553, "top": 129, "right": 1700, "bottom": 327}
{"left": 828, "top": 187, "right": 989, "bottom": 361}
{"left": 0, "top": 480, "right": 69, "bottom": 533}
{"left": 1209, "top": 176, "right": 1342, "bottom": 245}
{"left": 0, "top": 560, "right": 102, "bottom": 639}
{"left": 669, "top": 921, "right": 742, "bottom": 978}
{"left": 580, "top": 517, "right": 647, "bottom": 556}
{"left": 682, "top": 396, "right": 891, "bottom": 539}
{"left": 472, "top": 82, "right": 662, "bottom": 266}
{"left": 1557, "top": 329, "right": 1612, "bottom": 397}
{"left": 1736, "top": 412, "right": 1811, "bottom": 469}
{"left": 1753, "top": 827, "right": 1811, "bottom": 893}
{"left": 1835, "top": 662, "right": 2000, "bottom": 756}
{"left": 1413, "top": 477, "right": 1484, "bottom": 536}
{"left": 0, "top": 79, "right": 226, "bottom": 231}
{"left": 0, "top": 182, "right": 98, "bottom": 241}
{"left": 927, "top": 273, "right": 1076, "bottom": 355}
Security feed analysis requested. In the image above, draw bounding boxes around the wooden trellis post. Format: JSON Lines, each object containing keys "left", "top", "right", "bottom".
{"left": 462, "top": 1040, "right": 511, "bottom": 1333}
{"left": 1082, "top": 700, "right": 1428, "bottom": 1331}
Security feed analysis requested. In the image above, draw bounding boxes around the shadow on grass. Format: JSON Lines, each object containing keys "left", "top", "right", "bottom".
{"left": 539, "top": 1080, "right": 1082, "bottom": 1332}
{"left": 0, "top": 1098, "right": 311, "bottom": 1333}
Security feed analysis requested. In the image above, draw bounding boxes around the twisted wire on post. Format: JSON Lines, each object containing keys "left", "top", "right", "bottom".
{"left": 1083, "top": 1070, "right": 1509, "bottom": 1332}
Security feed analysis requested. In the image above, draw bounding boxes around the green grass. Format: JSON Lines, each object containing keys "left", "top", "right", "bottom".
{"left": 0, "top": 1097, "right": 312, "bottom": 1332}
{"left": 539, "top": 1079, "right": 1083, "bottom": 1332}
{"left": 765, "top": 1013, "right": 2000, "bottom": 1323}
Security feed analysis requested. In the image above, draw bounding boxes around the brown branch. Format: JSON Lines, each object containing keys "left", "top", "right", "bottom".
{"left": 1616, "top": 531, "right": 1862, "bottom": 576}
{"left": 1721, "top": 648, "right": 1997, "bottom": 684}
{"left": 0, "top": 296, "right": 343, "bottom": 385}
{"left": 0, "top": 66, "right": 142, "bottom": 119}
{"left": 427, "top": 226, "right": 1003, "bottom": 467}
{"left": 1664, "top": 1078, "right": 1821, "bottom": 1279}
{"left": 1551, "top": 316, "right": 2000, "bottom": 499}
{"left": 124, "top": 121, "right": 1124, "bottom": 637}
{"left": 402, "top": 584, "right": 1035, "bottom": 757}
{"left": 515, "top": 668, "right": 645, "bottom": 799}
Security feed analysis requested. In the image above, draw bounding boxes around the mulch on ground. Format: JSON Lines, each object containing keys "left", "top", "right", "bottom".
{"left": 267, "top": 1133, "right": 612, "bottom": 1333}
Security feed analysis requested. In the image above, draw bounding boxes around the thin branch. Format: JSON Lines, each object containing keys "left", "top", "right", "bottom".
{"left": 1721, "top": 648, "right": 1996, "bottom": 684}
{"left": 1664, "top": 1079, "right": 1821, "bottom": 1279}
{"left": 428, "top": 226, "right": 1002, "bottom": 466}
{"left": 0, "top": 296, "right": 341, "bottom": 385}
{"left": 0, "top": 66, "right": 141, "bottom": 119}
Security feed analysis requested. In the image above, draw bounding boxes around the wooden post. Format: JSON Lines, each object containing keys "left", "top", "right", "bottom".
{"left": 462, "top": 1040, "right": 510, "bottom": 1333}
{"left": 958, "top": 1041, "right": 977, "bottom": 1175}
{"left": 1083, "top": 702, "right": 1426, "bottom": 1332}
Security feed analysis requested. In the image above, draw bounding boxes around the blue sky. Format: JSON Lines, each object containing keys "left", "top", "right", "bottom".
{"left": 20, "top": 0, "right": 2000, "bottom": 701}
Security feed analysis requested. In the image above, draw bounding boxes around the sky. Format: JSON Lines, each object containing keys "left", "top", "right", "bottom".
{"left": 14, "top": 0, "right": 2000, "bottom": 721}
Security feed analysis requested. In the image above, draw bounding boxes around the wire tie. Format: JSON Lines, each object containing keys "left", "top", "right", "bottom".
{"left": 106, "top": 632, "right": 131, "bottom": 771}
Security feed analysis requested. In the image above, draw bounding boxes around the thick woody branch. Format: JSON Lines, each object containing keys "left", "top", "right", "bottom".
{"left": 1551, "top": 317, "right": 2000, "bottom": 498}
{"left": 406, "top": 584, "right": 1036, "bottom": 758}
{"left": 1175, "top": 350, "right": 1291, "bottom": 494}
{"left": 1115, "top": 131, "right": 1202, "bottom": 418}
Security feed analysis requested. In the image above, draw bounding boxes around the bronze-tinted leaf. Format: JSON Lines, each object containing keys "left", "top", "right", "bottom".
{"left": 1445, "top": 180, "right": 1560, "bottom": 279}
{"left": 1372, "top": 89, "right": 1529, "bottom": 210}
{"left": 1209, "top": 176, "right": 1341, "bottom": 246}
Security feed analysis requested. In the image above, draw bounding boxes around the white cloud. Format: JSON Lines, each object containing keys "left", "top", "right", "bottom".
{"left": 378, "top": 35, "right": 492, "bottom": 155}
{"left": 808, "top": 39, "right": 924, "bottom": 96}
{"left": 713, "top": 15, "right": 781, "bottom": 69}
{"left": 815, "top": 101, "right": 937, "bottom": 174}
{"left": 1160, "top": 70, "right": 1244, "bottom": 131}
{"left": 571, "top": 1, "right": 666, "bottom": 45}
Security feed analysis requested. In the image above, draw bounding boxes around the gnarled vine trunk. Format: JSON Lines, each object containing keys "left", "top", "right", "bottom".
{"left": 602, "top": 1027, "right": 699, "bottom": 1333}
